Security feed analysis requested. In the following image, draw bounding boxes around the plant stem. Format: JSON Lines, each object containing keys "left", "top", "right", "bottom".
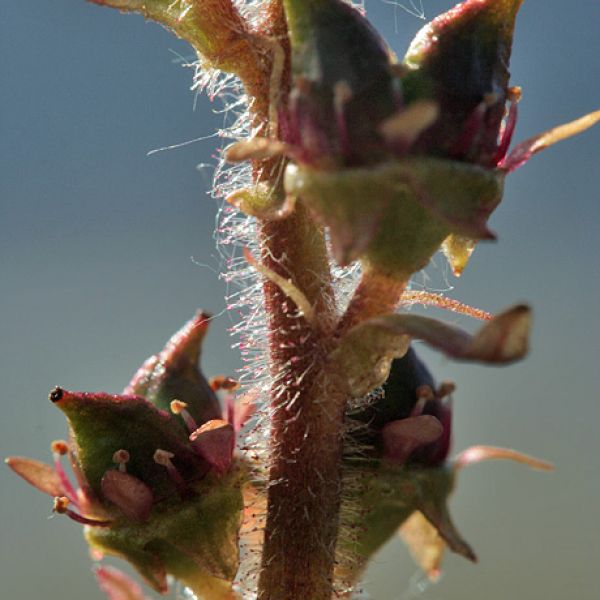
{"left": 257, "top": 202, "right": 346, "bottom": 599}
{"left": 337, "top": 269, "right": 408, "bottom": 336}
{"left": 243, "top": 5, "right": 408, "bottom": 595}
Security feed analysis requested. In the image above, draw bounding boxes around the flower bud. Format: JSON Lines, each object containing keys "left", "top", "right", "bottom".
{"left": 338, "top": 347, "right": 552, "bottom": 586}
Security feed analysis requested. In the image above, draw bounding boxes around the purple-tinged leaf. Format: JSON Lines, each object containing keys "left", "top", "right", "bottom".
{"left": 336, "top": 304, "right": 530, "bottom": 396}
{"left": 190, "top": 419, "right": 235, "bottom": 474}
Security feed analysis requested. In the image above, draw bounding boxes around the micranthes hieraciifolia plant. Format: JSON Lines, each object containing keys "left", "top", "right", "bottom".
{"left": 7, "top": 1, "right": 599, "bottom": 599}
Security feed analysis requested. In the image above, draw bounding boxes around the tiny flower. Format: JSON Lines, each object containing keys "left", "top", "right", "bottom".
{"left": 338, "top": 348, "right": 553, "bottom": 585}
{"left": 6, "top": 312, "right": 249, "bottom": 598}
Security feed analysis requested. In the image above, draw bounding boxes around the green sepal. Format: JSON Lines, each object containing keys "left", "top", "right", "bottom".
{"left": 337, "top": 462, "right": 470, "bottom": 585}
{"left": 86, "top": 468, "right": 244, "bottom": 593}
{"left": 125, "top": 311, "right": 222, "bottom": 430}
{"left": 285, "top": 158, "right": 503, "bottom": 279}
{"left": 404, "top": 0, "right": 523, "bottom": 94}
{"left": 284, "top": 0, "right": 394, "bottom": 86}
{"left": 283, "top": 0, "right": 400, "bottom": 166}
{"left": 50, "top": 388, "right": 200, "bottom": 499}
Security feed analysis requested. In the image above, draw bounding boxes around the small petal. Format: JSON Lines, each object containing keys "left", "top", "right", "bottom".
{"left": 190, "top": 419, "right": 235, "bottom": 474}
{"left": 403, "top": 0, "right": 524, "bottom": 165}
{"left": 500, "top": 109, "right": 600, "bottom": 172}
{"left": 95, "top": 566, "right": 150, "bottom": 600}
{"left": 5, "top": 457, "right": 64, "bottom": 497}
{"left": 101, "top": 471, "right": 154, "bottom": 522}
{"left": 382, "top": 416, "right": 444, "bottom": 465}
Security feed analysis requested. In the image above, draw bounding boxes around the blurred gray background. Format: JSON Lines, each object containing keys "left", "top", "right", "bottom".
{"left": 1, "top": 1, "right": 599, "bottom": 599}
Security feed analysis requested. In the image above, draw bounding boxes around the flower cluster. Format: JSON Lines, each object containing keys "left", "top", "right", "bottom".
{"left": 339, "top": 347, "right": 553, "bottom": 584}
{"left": 7, "top": 313, "right": 251, "bottom": 598}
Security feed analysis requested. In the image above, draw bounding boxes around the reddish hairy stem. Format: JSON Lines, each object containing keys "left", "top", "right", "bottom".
{"left": 257, "top": 202, "right": 345, "bottom": 599}
{"left": 245, "top": 6, "right": 403, "bottom": 596}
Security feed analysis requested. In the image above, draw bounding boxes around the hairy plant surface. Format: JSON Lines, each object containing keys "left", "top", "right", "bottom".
{"left": 6, "top": 1, "right": 599, "bottom": 599}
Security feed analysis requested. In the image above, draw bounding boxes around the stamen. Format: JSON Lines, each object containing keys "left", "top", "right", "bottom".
{"left": 224, "top": 394, "right": 236, "bottom": 428}
{"left": 209, "top": 376, "right": 240, "bottom": 392}
{"left": 333, "top": 80, "right": 353, "bottom": 155}
{"left": 450, "top": 100, "right": 487, "bottom": 158}
{"left": 411, "top": 385, "right": 434, "bottom": 416}
{"left": 112, "top": 449, "right": 130, "bottom": 473}
{"left": 494, "top": 97, "right": 519, "bottom": 165}
{"left": 51, "top": 440, "right": 79, "bottom": 507}
{"left": 378, "top": 101, "right": 439, "bottom": 147}
{"left": 52, "top": 496, "right": 111, "bottom": 527}
{"left": 52, "top": 496, "right": 70, "bottom": 514}
{"left": 51, "top": 440, "right": 68, "bottom": 455}
{"left": 153, "top": 449, "right": 186, "bottom": 491}
{"left": 437, "top": 381, "right": 456, "bottom": 399}
{"left": 170, "top": 399, "right": 198, "bottom": 433}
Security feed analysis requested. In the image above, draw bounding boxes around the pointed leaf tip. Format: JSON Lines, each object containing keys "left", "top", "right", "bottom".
{"left": 124, "top": 311, "right": 222, "bottom": 428}
{"left": 419, "top": 499, "right": 477, "bottom": 563}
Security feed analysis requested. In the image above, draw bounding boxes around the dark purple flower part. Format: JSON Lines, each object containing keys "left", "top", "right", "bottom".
{"left": 403, "top": 0, "right": 524, "bottom": 167}
{"left": 281, "top": 0, "right": 401, "bottom": 168}
{"left": 342, "top": 346, "right": 554, "bottom": 582}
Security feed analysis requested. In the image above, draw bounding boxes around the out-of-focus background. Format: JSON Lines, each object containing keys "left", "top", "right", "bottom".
{"left": 1, "top": 1, "right": 599, "bottom": 599}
